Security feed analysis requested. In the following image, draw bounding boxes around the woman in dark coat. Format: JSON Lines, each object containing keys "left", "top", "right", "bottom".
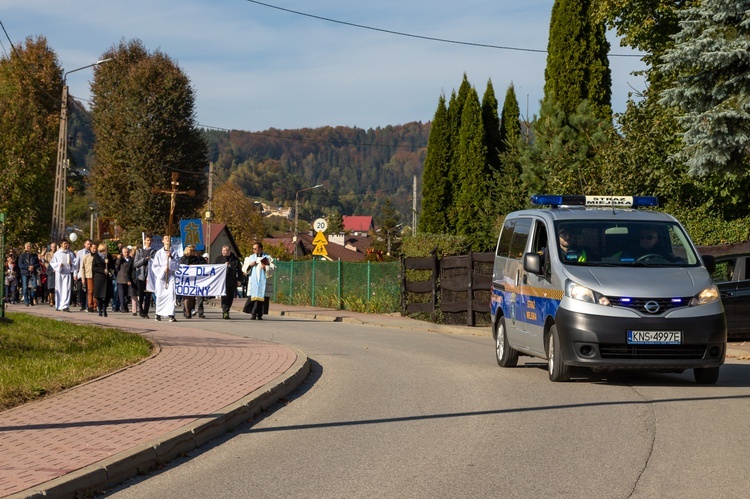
{"left": 92, "top": 242, "right": 116, "bottom": 316}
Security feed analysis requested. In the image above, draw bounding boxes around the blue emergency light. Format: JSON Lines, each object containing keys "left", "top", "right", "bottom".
{"left": 530, "top": 195, "right": 659, "bottom": 208}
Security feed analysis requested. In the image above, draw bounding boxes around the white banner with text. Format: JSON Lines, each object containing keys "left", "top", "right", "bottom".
{"left": 174, "top": 264, "right": 227, "bottom": 297}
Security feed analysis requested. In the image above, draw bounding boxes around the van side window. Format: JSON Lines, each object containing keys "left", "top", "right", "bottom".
{"left": 509, "top": 218, "right": 532, "bottom": 260}
{"left": 496, "top": 219, "right": 516, "bottom": 258}
{"left": 531, "top": 220, "right": 550, "bottom": 274}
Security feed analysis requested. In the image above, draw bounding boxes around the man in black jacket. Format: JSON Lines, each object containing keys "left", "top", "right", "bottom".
{"left": 134, "top": 235, "right": 155, "bottom": 319}
{"left": 115, "top": 246, "right": 134, "bottom": 313}
{"left": 18, "top": 242, "right": 40, "bottom": 306}
{"left": 214, "top": 244, "right": 240, "bottom": 320}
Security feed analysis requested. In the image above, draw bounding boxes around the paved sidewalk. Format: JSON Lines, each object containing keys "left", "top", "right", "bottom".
{"left": 0, "top": 304, "right": 308, "bottom": 499}
{"left": 1, "top": 301, "right": 748, "bottom": 498}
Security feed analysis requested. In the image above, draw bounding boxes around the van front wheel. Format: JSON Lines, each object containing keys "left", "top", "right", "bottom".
{"left": 694, "top": 366, "right": 720, "bottom": 384}
{"left": 495, "top": 318, "right": 519, "bottom": 367}
{"left": 548, "top": 325, "right": 571, "bottom": 382}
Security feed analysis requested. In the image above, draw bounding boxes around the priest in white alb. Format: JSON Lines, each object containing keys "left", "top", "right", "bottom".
{"left": 50, "top": 239, "right": 77, "bottom": 312}
{"left": 149, "top": 235, "right": 180, "bottom": 322}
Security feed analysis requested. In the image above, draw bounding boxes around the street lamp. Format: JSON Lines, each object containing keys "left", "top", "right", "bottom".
{"left": 88, "top": 204, "right": 97, "bottom": 240}
{"left": 294, "top": 184, "right": 323, "bottom": 258}
{"left": 52, "top": 58, "right": 113, "bottom": 242}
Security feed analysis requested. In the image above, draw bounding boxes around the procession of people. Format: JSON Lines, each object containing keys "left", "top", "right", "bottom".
{"left": 4, "top": 234, "right": 262, "bottom": 321}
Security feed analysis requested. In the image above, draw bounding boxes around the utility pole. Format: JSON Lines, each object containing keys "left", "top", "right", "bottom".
{"left": 412, "top": 175, "right": 418, "bottom": 236}
{"left": 151, "top": 172, "right": 195, "bottom": 237}
{"left": 51, "top": 58, "right": 113, "bottom": 242}
{"left": 51, "top": 84, "right": 69, "bottom": 242}
{"left": 205, "top": 162, "right": 214, "bottom": 260}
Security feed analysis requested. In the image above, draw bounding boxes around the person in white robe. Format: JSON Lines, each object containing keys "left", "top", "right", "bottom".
{"left": 242, "top": 242, "right": 274, "bottom": 320}
{"left": 149, "top": 235, "right": 180, "bottom": 322}
{"left": 50, "top": 239, "right": 77, "bottom": 312}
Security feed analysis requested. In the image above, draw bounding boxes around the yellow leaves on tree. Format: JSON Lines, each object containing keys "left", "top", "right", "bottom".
{"left": 209, "top": 181, "right": 265, "bottom": 256}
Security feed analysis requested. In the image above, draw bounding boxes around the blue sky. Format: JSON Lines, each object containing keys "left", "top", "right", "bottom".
{"left": 0, "top": 0, "right": 646, "bottom": 132}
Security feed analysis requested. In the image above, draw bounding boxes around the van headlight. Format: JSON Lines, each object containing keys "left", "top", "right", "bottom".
{"left": 689, "top": 284, "right": 720, "bottom": 307}
{"left": 566, "top": 281, "right": 611, "bottom": 306}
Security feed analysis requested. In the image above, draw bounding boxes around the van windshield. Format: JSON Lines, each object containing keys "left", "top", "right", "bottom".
{"left": 554, "top": 221, "right": 700, "bottom": 267}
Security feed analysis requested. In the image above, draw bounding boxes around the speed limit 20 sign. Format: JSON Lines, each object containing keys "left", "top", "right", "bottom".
{"left": 313, "top": 218, "right": 328, "bottom": 233}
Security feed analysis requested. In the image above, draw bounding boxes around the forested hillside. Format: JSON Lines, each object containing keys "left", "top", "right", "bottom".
{"left": 204, "top": 123, "right": 429, "bottom": 222}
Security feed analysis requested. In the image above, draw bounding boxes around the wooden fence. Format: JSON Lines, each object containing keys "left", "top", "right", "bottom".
{"left": 401, "top": 252, "right": 494, "bottom": 326}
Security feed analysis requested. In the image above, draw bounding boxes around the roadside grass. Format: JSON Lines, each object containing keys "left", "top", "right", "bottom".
{"left": 0, "top": 312, "right": 153, "bottom": 411}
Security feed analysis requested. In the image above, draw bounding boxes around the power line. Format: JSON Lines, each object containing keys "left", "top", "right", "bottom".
{"left": 245, "top": 0, "right": 644, "bottom": 58}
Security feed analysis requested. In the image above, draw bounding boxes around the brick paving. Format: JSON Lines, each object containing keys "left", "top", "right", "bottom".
{"left": 0, "top": 305, "right": 300, "bottom": 498}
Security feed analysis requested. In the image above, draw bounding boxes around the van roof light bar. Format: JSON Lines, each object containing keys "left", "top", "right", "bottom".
{"left": 530, "top": 195, "right": 659, "bottom": 208}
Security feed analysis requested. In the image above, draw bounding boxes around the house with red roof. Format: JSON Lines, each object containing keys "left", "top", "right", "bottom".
{"left": 343, "top": 216, "right": 373, "bottom": 236}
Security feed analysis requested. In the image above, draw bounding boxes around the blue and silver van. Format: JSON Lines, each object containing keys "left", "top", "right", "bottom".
{"left": 490, "top": 195, "right": 726, "bottom": 383}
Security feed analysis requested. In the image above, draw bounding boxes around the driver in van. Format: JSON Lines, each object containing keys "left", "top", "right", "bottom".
{"left": 558, "top": 224, "right": 587, "bottom": 263}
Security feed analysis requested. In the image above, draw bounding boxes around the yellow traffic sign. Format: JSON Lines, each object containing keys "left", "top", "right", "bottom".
{"left": 312, "top": 231, "right": 328, "bottom": 245}
{"left": 312, "top": 243, "right": 328, "bottom": 256}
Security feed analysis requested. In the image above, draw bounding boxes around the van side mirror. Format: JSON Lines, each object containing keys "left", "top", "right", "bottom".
{"left": 702, "top": 254, "right": 716, "bottom": 274}
{"left": 524, "top": 252, "right": 542, "bottom": 275}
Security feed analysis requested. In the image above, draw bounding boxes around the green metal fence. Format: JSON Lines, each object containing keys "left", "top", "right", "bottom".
{"left": 272, "top": 260, "right": 401, "bottom": 313}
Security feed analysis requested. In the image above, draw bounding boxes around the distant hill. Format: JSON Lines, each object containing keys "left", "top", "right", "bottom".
{"left": 204, "top": 123, "right": 430, "bottom": 223}
{"left": 68, "top": 98, "right": 430, "bottom": 223}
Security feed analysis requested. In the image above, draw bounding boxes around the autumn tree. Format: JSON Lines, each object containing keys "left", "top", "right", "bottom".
{"left": 0, "top": 36, "right": 62, "bottom": 245}
{"left": 374, "top": 198, "right": 402, "bottom": 256}
{"left": 208, "top": 180, "right": 265, "bottom": 257}
{"left": 89, "top": 39, "right": 207, "bottom": 237}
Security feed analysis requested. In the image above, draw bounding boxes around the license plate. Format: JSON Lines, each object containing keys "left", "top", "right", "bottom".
{"left": 627, "top": 330, "right": 682, "bottom": 344}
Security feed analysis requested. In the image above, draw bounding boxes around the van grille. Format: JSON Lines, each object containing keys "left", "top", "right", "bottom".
{"left": 605, "top": 296, "right": 692, "bottom": 315}
{"left": 600, "top": 344, "right": 706, "bottom": 360}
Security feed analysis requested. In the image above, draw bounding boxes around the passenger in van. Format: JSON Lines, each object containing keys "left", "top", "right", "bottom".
{"left": 558, "top": 225, "right": 587, "bottom": 263}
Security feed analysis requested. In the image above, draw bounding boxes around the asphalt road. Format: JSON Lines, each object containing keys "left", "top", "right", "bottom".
{"left": 103, "top": 316, "right": 750, "bottom": 498}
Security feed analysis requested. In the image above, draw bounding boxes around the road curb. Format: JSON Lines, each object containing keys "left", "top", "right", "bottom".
{"left": 10, "top": 348, "right": 310, "bottom": 499}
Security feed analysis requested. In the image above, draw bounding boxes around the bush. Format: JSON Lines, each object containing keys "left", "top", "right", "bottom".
{"left": 400, "top": 233, "right": 469, "bottom": 257}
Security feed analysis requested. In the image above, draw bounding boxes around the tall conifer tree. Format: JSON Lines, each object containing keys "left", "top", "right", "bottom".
{"left": 494, "top": 83, "right": 526, "bottom": 217}
{"left": 446, "top": 75, "right": 472, "bottom": 227}
{"left": 455, "top": 87, "right": 490, "bottom": 250}
{"left": 544, "top": 0, "right": 612, "bottom": 120}
{"left": 419, "top": 94, "right": 451, "bottom": 234}
{"left": 660, "top": 0, "right": 750, "bottom": 175}
{"left": 482, "top": 79, "right": 502, "bottom": 176}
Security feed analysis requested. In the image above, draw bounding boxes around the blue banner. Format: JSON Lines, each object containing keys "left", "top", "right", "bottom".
{"left": 179, "top": 219, "right": 204, "bottom": 251}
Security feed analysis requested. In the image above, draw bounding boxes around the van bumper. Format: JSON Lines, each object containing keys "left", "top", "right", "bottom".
{"left": 555, "top": 308, "right": 726, "bottom": 370}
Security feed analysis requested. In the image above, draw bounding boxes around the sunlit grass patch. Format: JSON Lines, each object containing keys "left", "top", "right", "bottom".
{"left": 0, "top": 313, "right": 153, "bottom": 410}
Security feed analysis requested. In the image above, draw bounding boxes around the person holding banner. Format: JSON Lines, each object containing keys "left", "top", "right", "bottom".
{"left": 215, "top": 244, "right": 240, "bottom": 320}
{"left": 179, "top": 245, "right": 201, "bottom": 319}
{"left": 242, "top": 242, "right": 273, "bottom": 320}
{"left": 150, "top": 235, "right": 179, "bottom": 322}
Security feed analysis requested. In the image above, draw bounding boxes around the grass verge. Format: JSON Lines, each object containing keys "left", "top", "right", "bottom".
{"left": 0, "top": 312, "right": 153, "bottom": 411}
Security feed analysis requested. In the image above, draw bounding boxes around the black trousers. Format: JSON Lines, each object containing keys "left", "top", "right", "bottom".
{"left": 137, "top": 280, "right": 152, "bottom": 316}
{"left": 117, "top": 283, "right": 130, "bottom": 312}
{"left": 221, "top": 283, "right": 237, "bottom": 313}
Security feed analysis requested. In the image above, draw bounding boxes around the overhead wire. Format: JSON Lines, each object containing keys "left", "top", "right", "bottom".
{"left": 245, "top": 0, "right": 645, "bottom": 58}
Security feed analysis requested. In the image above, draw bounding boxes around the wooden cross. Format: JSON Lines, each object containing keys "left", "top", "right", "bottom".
{"left": 151, "top": 172, "right": 195, "bottom": 236}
